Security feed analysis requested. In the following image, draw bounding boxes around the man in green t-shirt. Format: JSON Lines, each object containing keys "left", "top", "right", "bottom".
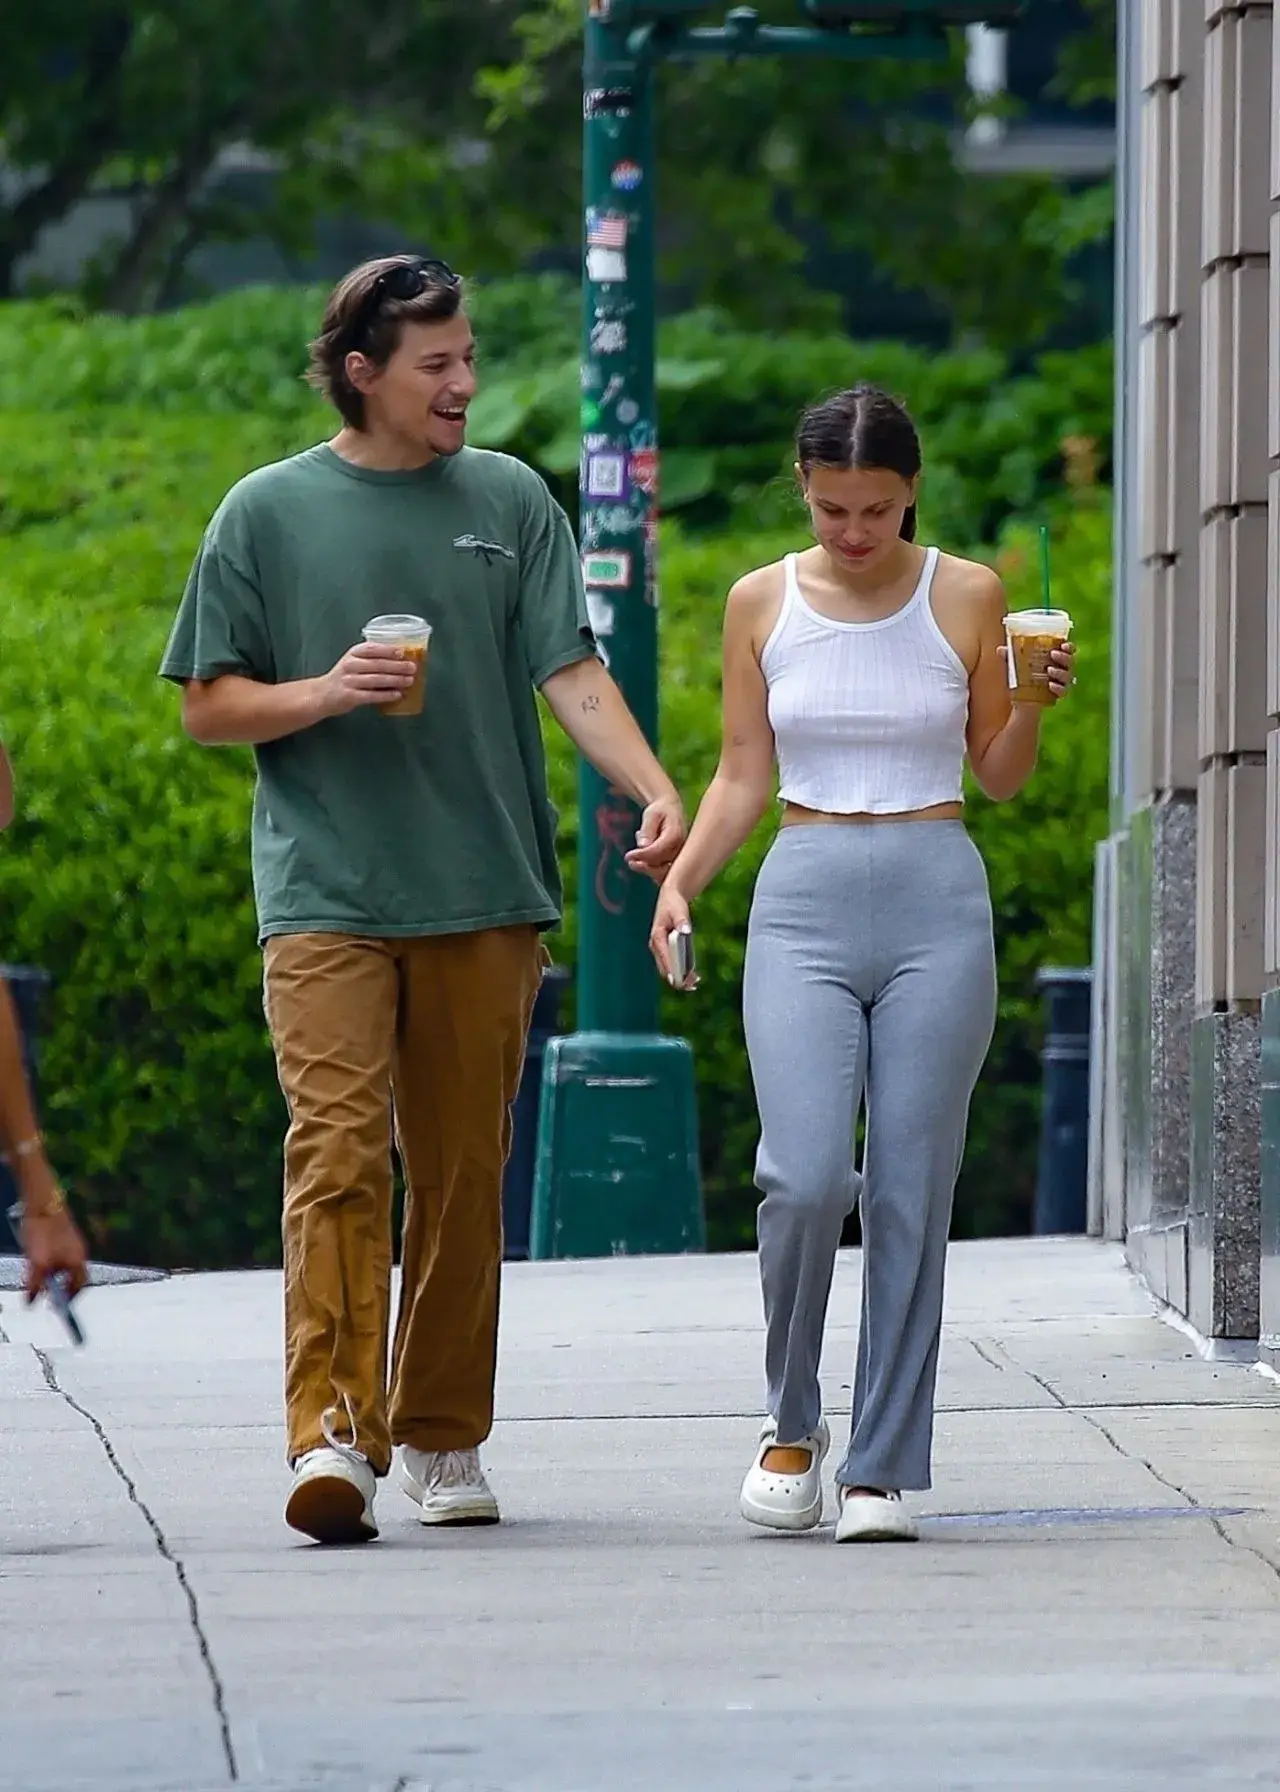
{"left": 161, "top": 255, "right": 686, "bottom": 1544}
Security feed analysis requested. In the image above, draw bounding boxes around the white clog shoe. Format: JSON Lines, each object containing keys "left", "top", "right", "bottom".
{"left": 739, "top": 1416, "right": 830, "bottom": 1533}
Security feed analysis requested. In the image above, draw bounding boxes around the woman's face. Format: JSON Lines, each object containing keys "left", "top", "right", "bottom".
{"left": 800, "top": 463, "right": 918, "bottom": 574}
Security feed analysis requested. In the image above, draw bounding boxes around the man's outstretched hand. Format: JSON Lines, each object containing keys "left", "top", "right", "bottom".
{"left": 626, "top": 793, "right": 687, "bottom": 883}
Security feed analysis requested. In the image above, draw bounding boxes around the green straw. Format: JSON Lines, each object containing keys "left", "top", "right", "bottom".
{"left": 1038, "top": 522, "right": 1052, "bottom": 612}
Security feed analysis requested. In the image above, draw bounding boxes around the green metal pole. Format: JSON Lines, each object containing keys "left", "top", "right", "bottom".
{"left": 527, "top": 3, "right": 703, "bottom": 1260}
{"left": 577, "top": 17, "right": 658, "bottom": 1033}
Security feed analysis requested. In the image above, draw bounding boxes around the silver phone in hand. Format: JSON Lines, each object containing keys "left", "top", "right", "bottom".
{"left": 668, "top": 927, "right": 696, "bottom": 990}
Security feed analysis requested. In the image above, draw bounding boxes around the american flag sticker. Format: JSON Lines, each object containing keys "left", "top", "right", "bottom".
{"left": 587, "top": 209, "right": 629, "bottom": 249}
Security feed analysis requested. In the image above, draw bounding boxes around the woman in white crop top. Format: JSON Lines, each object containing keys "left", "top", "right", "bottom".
{"left": 650, "top": 385, "right": 1074, "bottom": 1543}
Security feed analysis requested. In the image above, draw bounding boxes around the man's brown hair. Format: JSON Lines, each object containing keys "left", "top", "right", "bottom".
{"left": 306, "top": 255, "right": 465, "bottom": 430}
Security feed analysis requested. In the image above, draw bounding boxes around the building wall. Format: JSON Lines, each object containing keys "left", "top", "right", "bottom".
{"left": 1261, "top": 1, "right": 1280, "bottom": 1365}
{"left": 1101, "top": 0, "right": 1275, "bottom": 1343}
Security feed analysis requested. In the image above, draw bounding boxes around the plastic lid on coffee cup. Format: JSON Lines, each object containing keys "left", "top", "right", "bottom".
{"left": 1003, "top": 609, "right": 1072, "bottom": 634}
{"left": 362, "top": 613, "right": 433, "bottom": 643}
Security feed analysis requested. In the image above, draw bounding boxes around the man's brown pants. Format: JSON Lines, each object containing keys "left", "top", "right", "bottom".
{"left": 263, "top": 925, "right": 544, "bottom": 1475}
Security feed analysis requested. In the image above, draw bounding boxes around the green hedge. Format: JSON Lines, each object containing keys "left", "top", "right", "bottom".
{"left": 0, "top": 280, "right": 1113, "bottom": 547}
{"left": 0, "top": 289, "right": 1112, "bottom": 1265}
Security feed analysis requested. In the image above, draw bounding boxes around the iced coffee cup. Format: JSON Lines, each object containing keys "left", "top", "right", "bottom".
{"left": 362, "top": 614, "right": 432, "bottom": 717}
{"left": 1003, "top": 608, "right": 1072, "bottom": 707}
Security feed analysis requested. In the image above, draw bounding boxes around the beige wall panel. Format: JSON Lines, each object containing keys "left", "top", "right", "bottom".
{"left": 1140, "top": 325, "right": 1175, "bottom": 556}
{"left": 1271, "top": 209, "right": 1280, "bottom": 459}
{"left": 1169, "top": 551, "right": 1202, "bottom": 788}
{"left": 1268, "top": 468, "right": 1280, "bottom": 717}
{"left": 1201, "top": 267, "right": 1233, "bottom": 512}
{"left": 1231, "top": 262, "right": 1272, "bottom": 504}
{"left": 1228, "top": 506, "right": 1271, "bottom": 752}
{"left": 1226, "top": 760, "right": 1268, "bottom": 999}
{"left": 1170, "top": 313, "right": 1202, "bottom": 558}
{"left": 1137, "top": 560, "right": 1171, "bottom": 798}
{"left": 1200, "top": 513, "right": 1233, "bottom": 757}
{"left": 1172, "top": 51, "right": 1205, "bottom": 308}
{"left": 1142, "top": 0, "right": 1178, "bottom": 85}
{"left": 1197, "top": 764, "right": 1231, "bottom": 1005}
{"left": 1202, "top": 16, "right": 1237, "bottom": 268}
{"left": 1141, "top": 87, "right": 1176, "bottom": 324}
{"left": 1171, "top": 82, "right": 1204, "bottom": 316}
{"left": 1234, "top": 7, "right": 1274, "bottom": 256}
{"left": 1273, "top": 2, "right": 1280, "bottom": 199}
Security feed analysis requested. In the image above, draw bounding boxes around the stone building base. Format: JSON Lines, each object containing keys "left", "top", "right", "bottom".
{"left": 1188, "top": 1008, "right": 1261, "bottom": 1340}
{"left": 1258, "top": 989, "right": 1280, "bottom": 1367}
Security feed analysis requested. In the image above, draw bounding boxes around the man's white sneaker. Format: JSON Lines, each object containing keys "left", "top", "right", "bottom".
{"left": 284, "top": 1399, "right": 378, "bottom": 1544}
{"left": 739, "top": 1417, "right": 830, "bottom": 1533}
{"left": 400, "top": 1447, "right": 500, "bottom": 1526}
{"left": 834, "top": 1488, "right": 919, "bottom": 1544}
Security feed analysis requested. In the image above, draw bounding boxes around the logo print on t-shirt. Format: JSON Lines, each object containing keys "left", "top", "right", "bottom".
{"left": 453, "top": 534, "right": 515, "bottom": 565}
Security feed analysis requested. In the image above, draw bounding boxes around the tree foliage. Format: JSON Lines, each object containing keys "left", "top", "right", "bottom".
{"left": 0, "top": 1, "right": 506, "bottom": 310}
{"left": 2, "top": 1, "right": 1114, "bottom": 346}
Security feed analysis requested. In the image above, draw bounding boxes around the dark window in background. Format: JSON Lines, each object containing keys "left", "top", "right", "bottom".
{"left": 820, "top": 1, "right": 1115, "bottom": 351}
{"left": 1009, "top": 0, "right": 1114, "bottom": 126}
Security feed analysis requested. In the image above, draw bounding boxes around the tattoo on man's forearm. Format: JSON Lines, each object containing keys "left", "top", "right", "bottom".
{"left": 581, "top": 694, "right": 601, "bottom": 713}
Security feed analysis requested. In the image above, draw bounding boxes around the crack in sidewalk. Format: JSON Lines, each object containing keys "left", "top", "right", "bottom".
{"left": 34, "top": 1348, "right": 239, "bottom": 1782}
{"left": 989, "top": 1341, "right": 1068, "bottom": 1408}
{"left": 968, "top": 1337, "right": 1005, "bottom": 1374}
{"left": 1079, "top": 1405, "right": 1280, "bottom": 1591}
{"left": 993, "top": 1338, "right": 1280, "bottom": 1592}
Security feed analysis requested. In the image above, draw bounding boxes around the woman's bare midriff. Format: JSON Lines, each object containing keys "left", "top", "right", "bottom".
{"left": 779, "top": 800, "right": 964, "bottom": 828}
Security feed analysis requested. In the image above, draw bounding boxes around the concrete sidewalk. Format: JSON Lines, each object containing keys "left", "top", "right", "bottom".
{"left": 3, "top": 1237, "right": 1280, "bottom": 1791}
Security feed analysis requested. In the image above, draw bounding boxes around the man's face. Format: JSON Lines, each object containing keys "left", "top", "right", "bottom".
{"left": 347, "top": 313, "right": 478, "bottom": 455}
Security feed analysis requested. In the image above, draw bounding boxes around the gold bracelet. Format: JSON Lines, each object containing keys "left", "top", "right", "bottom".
{"left": 15, "top": 1185, "right": 68, "bottom": 1221}
{"left": 0, "top": 1134, "right": 44, "bottom": 1165}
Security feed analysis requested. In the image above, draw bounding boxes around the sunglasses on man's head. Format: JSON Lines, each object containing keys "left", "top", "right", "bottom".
{"left": 348, "top": 257, "right": 461, "bottom": 349}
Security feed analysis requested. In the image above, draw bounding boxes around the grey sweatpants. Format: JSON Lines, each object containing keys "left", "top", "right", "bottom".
{"left": 743, "top": 821, "right": 997, "bottom": 1492}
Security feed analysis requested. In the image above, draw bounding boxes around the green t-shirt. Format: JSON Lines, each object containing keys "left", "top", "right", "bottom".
{"left": 160, "top": 443, "right": 597, "bottom": 941}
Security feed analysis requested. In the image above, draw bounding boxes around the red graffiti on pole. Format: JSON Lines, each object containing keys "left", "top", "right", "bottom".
{"left": 594, "top": 785, "right": 637, "bottom": 916}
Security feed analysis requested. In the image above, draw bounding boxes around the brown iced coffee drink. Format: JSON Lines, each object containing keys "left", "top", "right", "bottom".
{"left": 1003, "top": 609, "right": 1072, "bottom": 707}
{"left": 362, "top": 614, "right": 433, "bottom": 717}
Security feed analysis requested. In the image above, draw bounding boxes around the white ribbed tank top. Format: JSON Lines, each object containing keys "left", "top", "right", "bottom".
{"left": 760, "top": 546, "right": 970, "bottom": 816}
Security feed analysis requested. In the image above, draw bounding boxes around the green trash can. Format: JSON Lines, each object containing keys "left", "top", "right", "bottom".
{"left": 530, "top": 1031, "right": 704, "bottom": 1259}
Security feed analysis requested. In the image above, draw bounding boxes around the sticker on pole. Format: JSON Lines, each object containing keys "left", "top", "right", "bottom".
{"left": 586, "top": 452, "right": 629, "bottom": 500}
{"left": 583, "top": 551, "right": 631, "bottom": 589}
{"left": 629, "top": 448, "right": 659, "bottom": 497}
{"left": 587, "top": 246, "right": 627, "bottom": 284}
{"left": 591, "top": 318, "right": 628, "bottom": 355}
{"left": 587, "top": 209, "right": 629, "bottom": 249}
{"left": 611, "top": 161, "right": 643, "bottom": 192}
{"left": 585, "top": 590, "right": 617, "bottom": 637}
{"left": 585, "top": 88, "right": 633, "bottom": 120}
